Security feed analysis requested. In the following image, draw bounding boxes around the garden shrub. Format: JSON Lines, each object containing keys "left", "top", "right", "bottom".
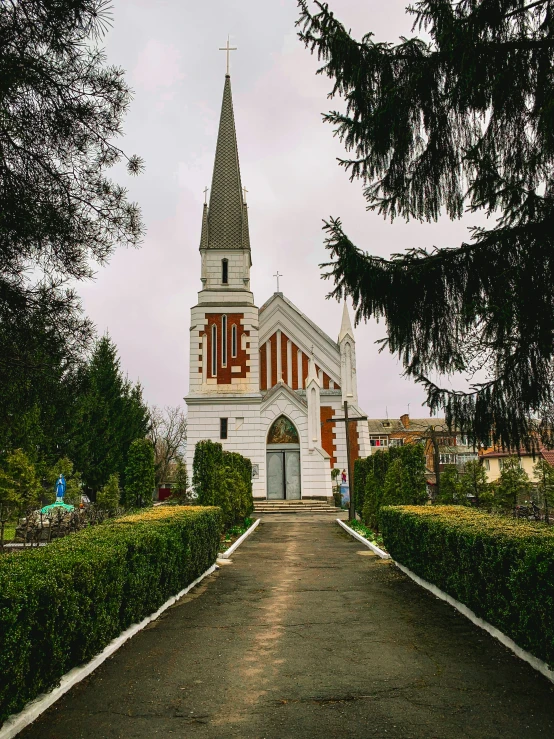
{"left": 192, "top": 440, "right": 224, "bottom": 505}
{"left": 380, "top": 505, "right": 554, "bottom": 665}
{"left": 123, "top": 438, "right": 155, "bottom": 507}
{"left": 0, "top": 505, "right": 222, "bottom": 724}
{"left": 359, "top": 445, "right": 427, "bottom": 529}
{"left": 192, "top": 441, "right": 253, "bottom": 525}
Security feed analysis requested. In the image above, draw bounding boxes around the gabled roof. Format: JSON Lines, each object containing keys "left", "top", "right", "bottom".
{"left": 259, "top": 292, "right": 339, "bottom": 352}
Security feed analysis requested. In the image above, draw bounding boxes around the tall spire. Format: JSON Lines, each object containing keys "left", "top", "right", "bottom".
{"left": 339, "top": 301, "right": 355, "bottom": 342}
{"left": 201, "top": 74, "right": 250, "bottom": 252}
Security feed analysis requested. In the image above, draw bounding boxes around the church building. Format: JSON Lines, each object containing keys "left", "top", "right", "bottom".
{"left": 185, "top": 71, "right": 371, "bottom": 500}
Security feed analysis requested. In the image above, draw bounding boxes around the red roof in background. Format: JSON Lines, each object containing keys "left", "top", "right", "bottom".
{"left": 540, "top": 449, "right": 554, "bottom": 466}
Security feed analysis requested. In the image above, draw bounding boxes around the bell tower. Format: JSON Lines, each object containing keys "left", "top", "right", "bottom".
{"left": 185, "top": 63, "right": 262, "bottom": 490}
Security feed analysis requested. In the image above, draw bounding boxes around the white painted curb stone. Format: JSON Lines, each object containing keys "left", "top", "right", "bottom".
{"left": 218, "top": 517, "right": 260, "bottom": 559}
{"left": 337, "top": 519, "right": 390, "bottom": 559}
{"left": 0, "top": 564, "right": 217, "bottom": 739}
{"left": 395, "top": 561, "right": 554, "bottom": 686}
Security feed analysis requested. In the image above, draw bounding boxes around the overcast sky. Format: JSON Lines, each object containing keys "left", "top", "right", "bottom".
{"left": 79, "top": 0, "right": 476, "bottom": 418}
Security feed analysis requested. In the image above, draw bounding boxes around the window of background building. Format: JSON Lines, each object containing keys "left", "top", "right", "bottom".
{"left": 220, "top": 418, "right": 228, "bottom": 440}
{"left": 389, "top": 438, "right": 404, "bottom": 447}
{"left": 370, "top": 436, "right": 388, "bottom": 447}
{"left": 222, "top": 259, "right": 228, "bottom": 284}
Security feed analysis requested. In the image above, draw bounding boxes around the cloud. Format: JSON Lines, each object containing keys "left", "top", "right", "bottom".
{"left": 132, "top": 39, "right": 184, "bottom": 93}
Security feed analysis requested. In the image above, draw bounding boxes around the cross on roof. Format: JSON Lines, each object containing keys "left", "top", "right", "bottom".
{"left": 273, "top": 271, "right": 282, "bottom": 292}
{"left": 219, "top": 35, "right": 237, "bottom": 76}
{"left": 243, "top": 185, "right": 248, "bottom": 202}
{"left": 203, "top": 186, "right": 209, "bottom": 204}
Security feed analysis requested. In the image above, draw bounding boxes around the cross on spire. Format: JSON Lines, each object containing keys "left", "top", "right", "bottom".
{"left": 203, "top": 186, "right": 209, "bottom": 204}
{"left": 219, "top": 35, "right": 237, "bottom": 76}
{"left": 273, "top": 271, "right": 282, "bottom": 292}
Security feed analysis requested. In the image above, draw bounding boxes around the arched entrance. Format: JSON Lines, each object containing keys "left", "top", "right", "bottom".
{"left": 266, "top": 415, "right": 301, "bottom": 500}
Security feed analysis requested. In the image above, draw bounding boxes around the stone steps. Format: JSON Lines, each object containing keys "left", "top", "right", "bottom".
{"left": 253, "top": 500, "right": 340, "bottom": 514}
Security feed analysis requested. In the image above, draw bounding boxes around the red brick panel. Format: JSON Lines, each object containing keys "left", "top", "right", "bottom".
{"left": 291, "top": 343, "right": 299, "bottom": 389}
{"left": 260, "top": 343, "right": 267, "bottom": 391}
{"left": 281, "top": 333, "right": 289, "bottom": 385}
{"left": 270, "top": 333, "right": 278, "bottom": 387}
{"left": 202, "top": 313, "right": 247, "bottom": 385}
{"left": 302, "top": 352, "right": 309, "bottom": 390}
{"left": 321, "top": 406, "right": 337, "bottom": 467}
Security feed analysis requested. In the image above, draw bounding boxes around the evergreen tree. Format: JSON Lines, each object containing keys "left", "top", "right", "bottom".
{"left": 0, "top": 0, "right": 143, "bottom": 353}
{"left": 72, "top": 336, "right": 149, "bottom": 492}
{"left": 362, "top": 472, "right": 382, "bottom": 528}
{"left": 298, "top": 0, "right": 554, "bottom": 450}
{"left": 381, "top": 458, "right": 405, "bottom": 506}
{"left": 437, "top": 464, "right": 467, "bottom": 505}
{"left": 172, "top": 457, "right": 189, "bottom": 503}
{"left": 0, "top": 449, "right": 41, "bottom": 511}
{"left": 123, "top": 439, "right": 155, "bottom": 508}
{"left": 460, "top": 459, "right": 490, "bottom": 507}
{"left": 496, "top": 457, "right": 531, "bottom": 510}
{"left": 533, "top": 457, "right": 554, "bottom": 523}
{"left": 96, "top": 474, "right": 121, "bottom": 511}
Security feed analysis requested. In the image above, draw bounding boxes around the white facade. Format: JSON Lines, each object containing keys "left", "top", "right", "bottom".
{"left": 185, "top": 73, "right": 370, "bottom": 499}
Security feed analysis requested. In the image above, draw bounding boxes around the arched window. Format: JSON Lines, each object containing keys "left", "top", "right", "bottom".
{"left": 211, "top": 325, "right": 217, "bottom": 376}
{"left": 231, "top": 324, "right": 237, "bottom": 358}
{"left": 221, "top": 315, "right": 227, "bottom": 366}
{"left": 222, "top": 258, "right": 228, "bottom": 285}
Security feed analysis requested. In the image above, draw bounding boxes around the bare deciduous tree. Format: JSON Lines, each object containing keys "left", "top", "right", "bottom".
{"left": 148, "top": 406, "right": 187, "bottom": 488}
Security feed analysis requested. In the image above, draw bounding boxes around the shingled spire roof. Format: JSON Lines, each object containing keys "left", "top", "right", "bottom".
{"left": 201, "top": 74, "right": 250, "bottom": 252}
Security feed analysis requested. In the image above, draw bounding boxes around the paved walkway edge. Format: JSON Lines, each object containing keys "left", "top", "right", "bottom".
{"left": 395, "top": 561, "right": 554, "bottom": 685}
{"left": 336, "top": 519, "right": 390, "bottom": 559}
{"left": 0, "top": 564, "right": 218, "bottom": 739}
{"left": 218, "top": 518, "right": 261, "bottom": 559}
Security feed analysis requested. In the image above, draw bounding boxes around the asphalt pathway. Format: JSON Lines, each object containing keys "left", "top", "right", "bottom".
{"left": 20, "top": 519, "right": 554, "bottom": 738}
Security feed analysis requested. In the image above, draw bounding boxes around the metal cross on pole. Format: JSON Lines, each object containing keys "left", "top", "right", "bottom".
{"left": 273, "top": 271, "right": 283, "bottom": 292}
{"left": 219, "top": 35, "right": 237, "bottom": 75}
{"left": 242, "top": 185, "right": 248, "bottom": 202}
{"left": 326, "top": 401, "right": 367, "bottom": 521}
{"left": 203, "top": 186, "right": 209, "bottom": 204}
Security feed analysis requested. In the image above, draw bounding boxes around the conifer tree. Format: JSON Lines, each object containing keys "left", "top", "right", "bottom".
{"left": 123, "top": 439, "right": 155, "bottom": 508}
{"left": 0, "top": 0, "right": 143, "bottom": 347}
{"left": 97, "top": 473, "right": 121, "bottom": 511}
{"left": 437, "top": 464, "right": 467, "bottom": 504}
{"left": 298, "top": 0, "right": 554, "bottom": 450}
{"left": 533, "top": 457, "right": 554, "bottom": 522}
{"left": 72, "top": 336, "right": 149, "bottom": 492}
{"left": 460, "top": 459, "right": 490, "bottom": 507}
{"left": 496, "top": 457, "right": 531, "bottom": 510}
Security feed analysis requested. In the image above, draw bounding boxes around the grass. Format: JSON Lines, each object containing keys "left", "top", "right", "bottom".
{"left": 220, "top": 517, "right": 254, "bottom": 550}
{"left": 1, "top": 525, "right": 16, "bottom": 544}
{"left": 347, "top": 519, "right": 387, "bottom": 552}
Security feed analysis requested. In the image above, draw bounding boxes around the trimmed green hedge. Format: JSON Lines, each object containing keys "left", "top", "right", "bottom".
{"left": 0, "top": 506, "right": 222, "bottom": 724}
{"left": 380, "top": 506, "right": 554, "bottom": 665}
{"left": 192, "top": 440, "right": 253, "bottom": 526}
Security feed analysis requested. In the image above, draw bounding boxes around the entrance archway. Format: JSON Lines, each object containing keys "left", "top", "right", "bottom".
{"left": 266, "top": 415, "right": 301, "bottom": 500}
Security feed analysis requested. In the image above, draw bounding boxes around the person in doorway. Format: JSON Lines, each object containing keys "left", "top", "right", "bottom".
{"left": 341, "top": 469, "right": 347, "bottom": 484}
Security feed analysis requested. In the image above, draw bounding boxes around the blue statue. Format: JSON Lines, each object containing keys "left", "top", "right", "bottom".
{"left": 55, "top": 474, "right": 66, "bottom": 501}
